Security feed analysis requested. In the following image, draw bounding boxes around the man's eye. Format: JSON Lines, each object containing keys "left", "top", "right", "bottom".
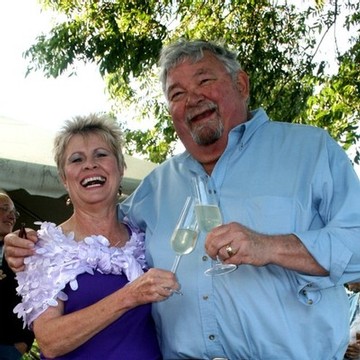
{"left": 170, "top": 91, "right": 184, "bottom": 101}
{"left": 200, "top": 78, "right": 212, "bottom": 85}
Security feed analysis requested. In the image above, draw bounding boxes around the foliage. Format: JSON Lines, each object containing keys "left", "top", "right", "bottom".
{"left": 302, "top": 49, "right": 360, "bottom": 162}
{"left": 24, "top": 0, "right": 360, "bottom": 164}
{"left": 300, "top": 0, "right": 360, "bottom": 164}
{"left": 22, "top": 340, "right": 40, "bottom": 360}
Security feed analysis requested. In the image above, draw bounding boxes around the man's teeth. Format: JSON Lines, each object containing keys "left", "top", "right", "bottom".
{"left": 81, "top": 176, "right": 106, "bottom": 187}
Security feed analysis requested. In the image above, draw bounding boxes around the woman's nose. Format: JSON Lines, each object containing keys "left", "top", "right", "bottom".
{"left": 84, "top": 158, "right": 98, "bottom": 169}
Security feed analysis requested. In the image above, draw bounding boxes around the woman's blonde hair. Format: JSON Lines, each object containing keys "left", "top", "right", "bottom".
{"left": 53, "top": 114, "right": 126, "bottom": 179}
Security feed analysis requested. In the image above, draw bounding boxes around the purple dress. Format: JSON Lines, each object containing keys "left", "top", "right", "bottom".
{"left": 15, "top": 222, "right": 162, "bottom": 360}
{"left": 55, "top": 271, "right": 161, "bottom": 360}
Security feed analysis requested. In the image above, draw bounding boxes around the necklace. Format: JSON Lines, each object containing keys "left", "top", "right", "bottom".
{"left": 113, "top": 239, "right": 123, "bottom": 247}
{"left": 112, "top": 223, "right": 131, "bottom": 248}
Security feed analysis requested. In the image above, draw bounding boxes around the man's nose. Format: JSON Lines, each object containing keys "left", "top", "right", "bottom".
{"left": 186, "top": 89, "right": 205, "bottom": 106}
{"left": 6, "top": 210, "right": 17, "bottom": 220}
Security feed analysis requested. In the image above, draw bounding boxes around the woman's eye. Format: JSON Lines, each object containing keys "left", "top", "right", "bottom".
{"left": 67, "top": 153, "right": 83, "bottom": 163}
{"left": 70, "top": 157, "right": 82, "bottom": 163}
{"left": 95, "top": 152, "right": 108, "bottom": 158}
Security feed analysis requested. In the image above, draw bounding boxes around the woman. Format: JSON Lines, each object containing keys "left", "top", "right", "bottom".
{"left": 14, "top": 115, "right": 178, "bottom": 359}
{"left": 0, "top": 193, "right": 34, "bottom": 359}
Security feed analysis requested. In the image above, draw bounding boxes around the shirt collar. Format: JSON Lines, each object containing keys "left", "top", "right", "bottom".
{"left": 228, "top": 107, "right": 269, "bottom": 147}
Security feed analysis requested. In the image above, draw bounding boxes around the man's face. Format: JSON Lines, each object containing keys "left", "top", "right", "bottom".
{"left": 165, "top": 51, "right": 249, "bottom": 172}
{"left": 0, "top": 195, "right": 17, "bottom": 238}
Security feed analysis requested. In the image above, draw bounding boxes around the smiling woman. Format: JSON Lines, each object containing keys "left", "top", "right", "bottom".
{"left": 11, "top": 114, "right": 178, "bottom": 360}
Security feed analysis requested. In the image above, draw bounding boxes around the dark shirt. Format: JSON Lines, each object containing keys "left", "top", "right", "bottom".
{"left": 0, "top": 246, "right": 34, "bottom": 351}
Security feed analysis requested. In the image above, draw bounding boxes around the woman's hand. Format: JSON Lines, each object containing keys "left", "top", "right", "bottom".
{"left": 125, "top": 268, "right": 180, "bottom": 305}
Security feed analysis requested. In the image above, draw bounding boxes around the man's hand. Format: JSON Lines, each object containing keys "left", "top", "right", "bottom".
{"left": 4, "top": 228, "right": 38, "bottom": 272}
{"left": 204, "top": 222, "right": 271, "bottom": 266}
{"left": 204, "top": 222, "right": 328, "bottom": 276}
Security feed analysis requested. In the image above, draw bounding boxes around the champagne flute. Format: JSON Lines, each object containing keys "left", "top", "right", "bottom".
{"left": 192, "top": 174, "right": 237, "bottom": 276}
{"left": 169, "top": 196, "right": 198, "bottom": 293}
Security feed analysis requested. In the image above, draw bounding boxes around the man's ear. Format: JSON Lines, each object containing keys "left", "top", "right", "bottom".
{"left": 236, "top": 70, "right": 250, "bottom": 99}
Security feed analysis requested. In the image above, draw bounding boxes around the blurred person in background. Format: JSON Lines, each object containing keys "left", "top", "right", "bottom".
{"left": 0, "top": 192, "right": 34, "bottom": 360}
{"left": 345, "top": 282, "right": 360, "bottom": 359}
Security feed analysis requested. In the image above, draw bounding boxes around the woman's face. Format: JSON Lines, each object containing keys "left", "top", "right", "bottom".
{"left": 0, "top": 195, "right": 17, "bottom": 238}
{"left": 61, "top": 133, "right": 123, "bottom": 209}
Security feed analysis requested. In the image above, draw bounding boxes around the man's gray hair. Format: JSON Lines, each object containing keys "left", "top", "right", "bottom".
{"left": 158, "top": 39, "right": 242, "bottom": 96}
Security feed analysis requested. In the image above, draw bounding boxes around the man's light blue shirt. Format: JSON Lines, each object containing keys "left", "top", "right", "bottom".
{"left": 120, "top": 108, "right": 360, "bottom": 359}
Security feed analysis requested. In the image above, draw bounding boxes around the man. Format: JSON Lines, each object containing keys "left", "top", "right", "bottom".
{"left": 5, "top": 40, "right": 360, "bottom": 359}
{"left": 0, "top": 193, "right": 34, "bottom": 359}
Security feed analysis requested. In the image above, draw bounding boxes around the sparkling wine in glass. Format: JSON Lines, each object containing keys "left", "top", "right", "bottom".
{"left": 169, "top": 197, "right": 198, "bottom": 293}
{"left": 192, "top": 174, "right": 237, "bottom": 276}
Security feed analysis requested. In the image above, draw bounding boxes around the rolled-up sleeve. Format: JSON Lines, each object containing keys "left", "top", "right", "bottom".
{"left": 294, "top": 135, "right": 360, "bottom": 289}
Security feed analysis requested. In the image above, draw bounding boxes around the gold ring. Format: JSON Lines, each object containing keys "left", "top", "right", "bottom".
{"left": 226, "top": 245, "right": 234, "bottom": 257}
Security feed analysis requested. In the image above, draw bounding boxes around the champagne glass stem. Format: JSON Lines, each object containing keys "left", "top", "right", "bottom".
{"left": 171, "top": 254, "right": 182, "bottom": 274}
{"left": 168, "top": 255, "right": 183, "bottom": 295}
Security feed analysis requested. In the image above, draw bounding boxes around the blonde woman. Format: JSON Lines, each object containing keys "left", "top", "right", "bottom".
{"left": 14, "top": 115, "right": 178, "bottom": 359}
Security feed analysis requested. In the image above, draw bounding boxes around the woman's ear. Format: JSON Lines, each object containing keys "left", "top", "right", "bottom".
{"left": 61, "top": 176, "right": 69, "bottom": 191}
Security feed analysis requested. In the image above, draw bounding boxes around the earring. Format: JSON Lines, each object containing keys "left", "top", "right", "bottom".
{"left": 66, "top": 197, "right": 72, "bottom": 206}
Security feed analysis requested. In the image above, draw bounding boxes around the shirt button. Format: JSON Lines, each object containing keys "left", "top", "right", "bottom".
{"left": 209, "top": 335, "right": 215, "bottom": 340}
{"left": 203, "top": 295, "right": 209, "bottom": 300}
{"left": 307, "top": 299, "right": 313, "bottom": 305}
{"left": 202, "top": 256, "right": 208, "bottom": 261}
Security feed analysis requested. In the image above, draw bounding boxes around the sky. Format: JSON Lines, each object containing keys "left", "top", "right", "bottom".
{"left": 0, "top": 0, "right": 111, "bottom": 131}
